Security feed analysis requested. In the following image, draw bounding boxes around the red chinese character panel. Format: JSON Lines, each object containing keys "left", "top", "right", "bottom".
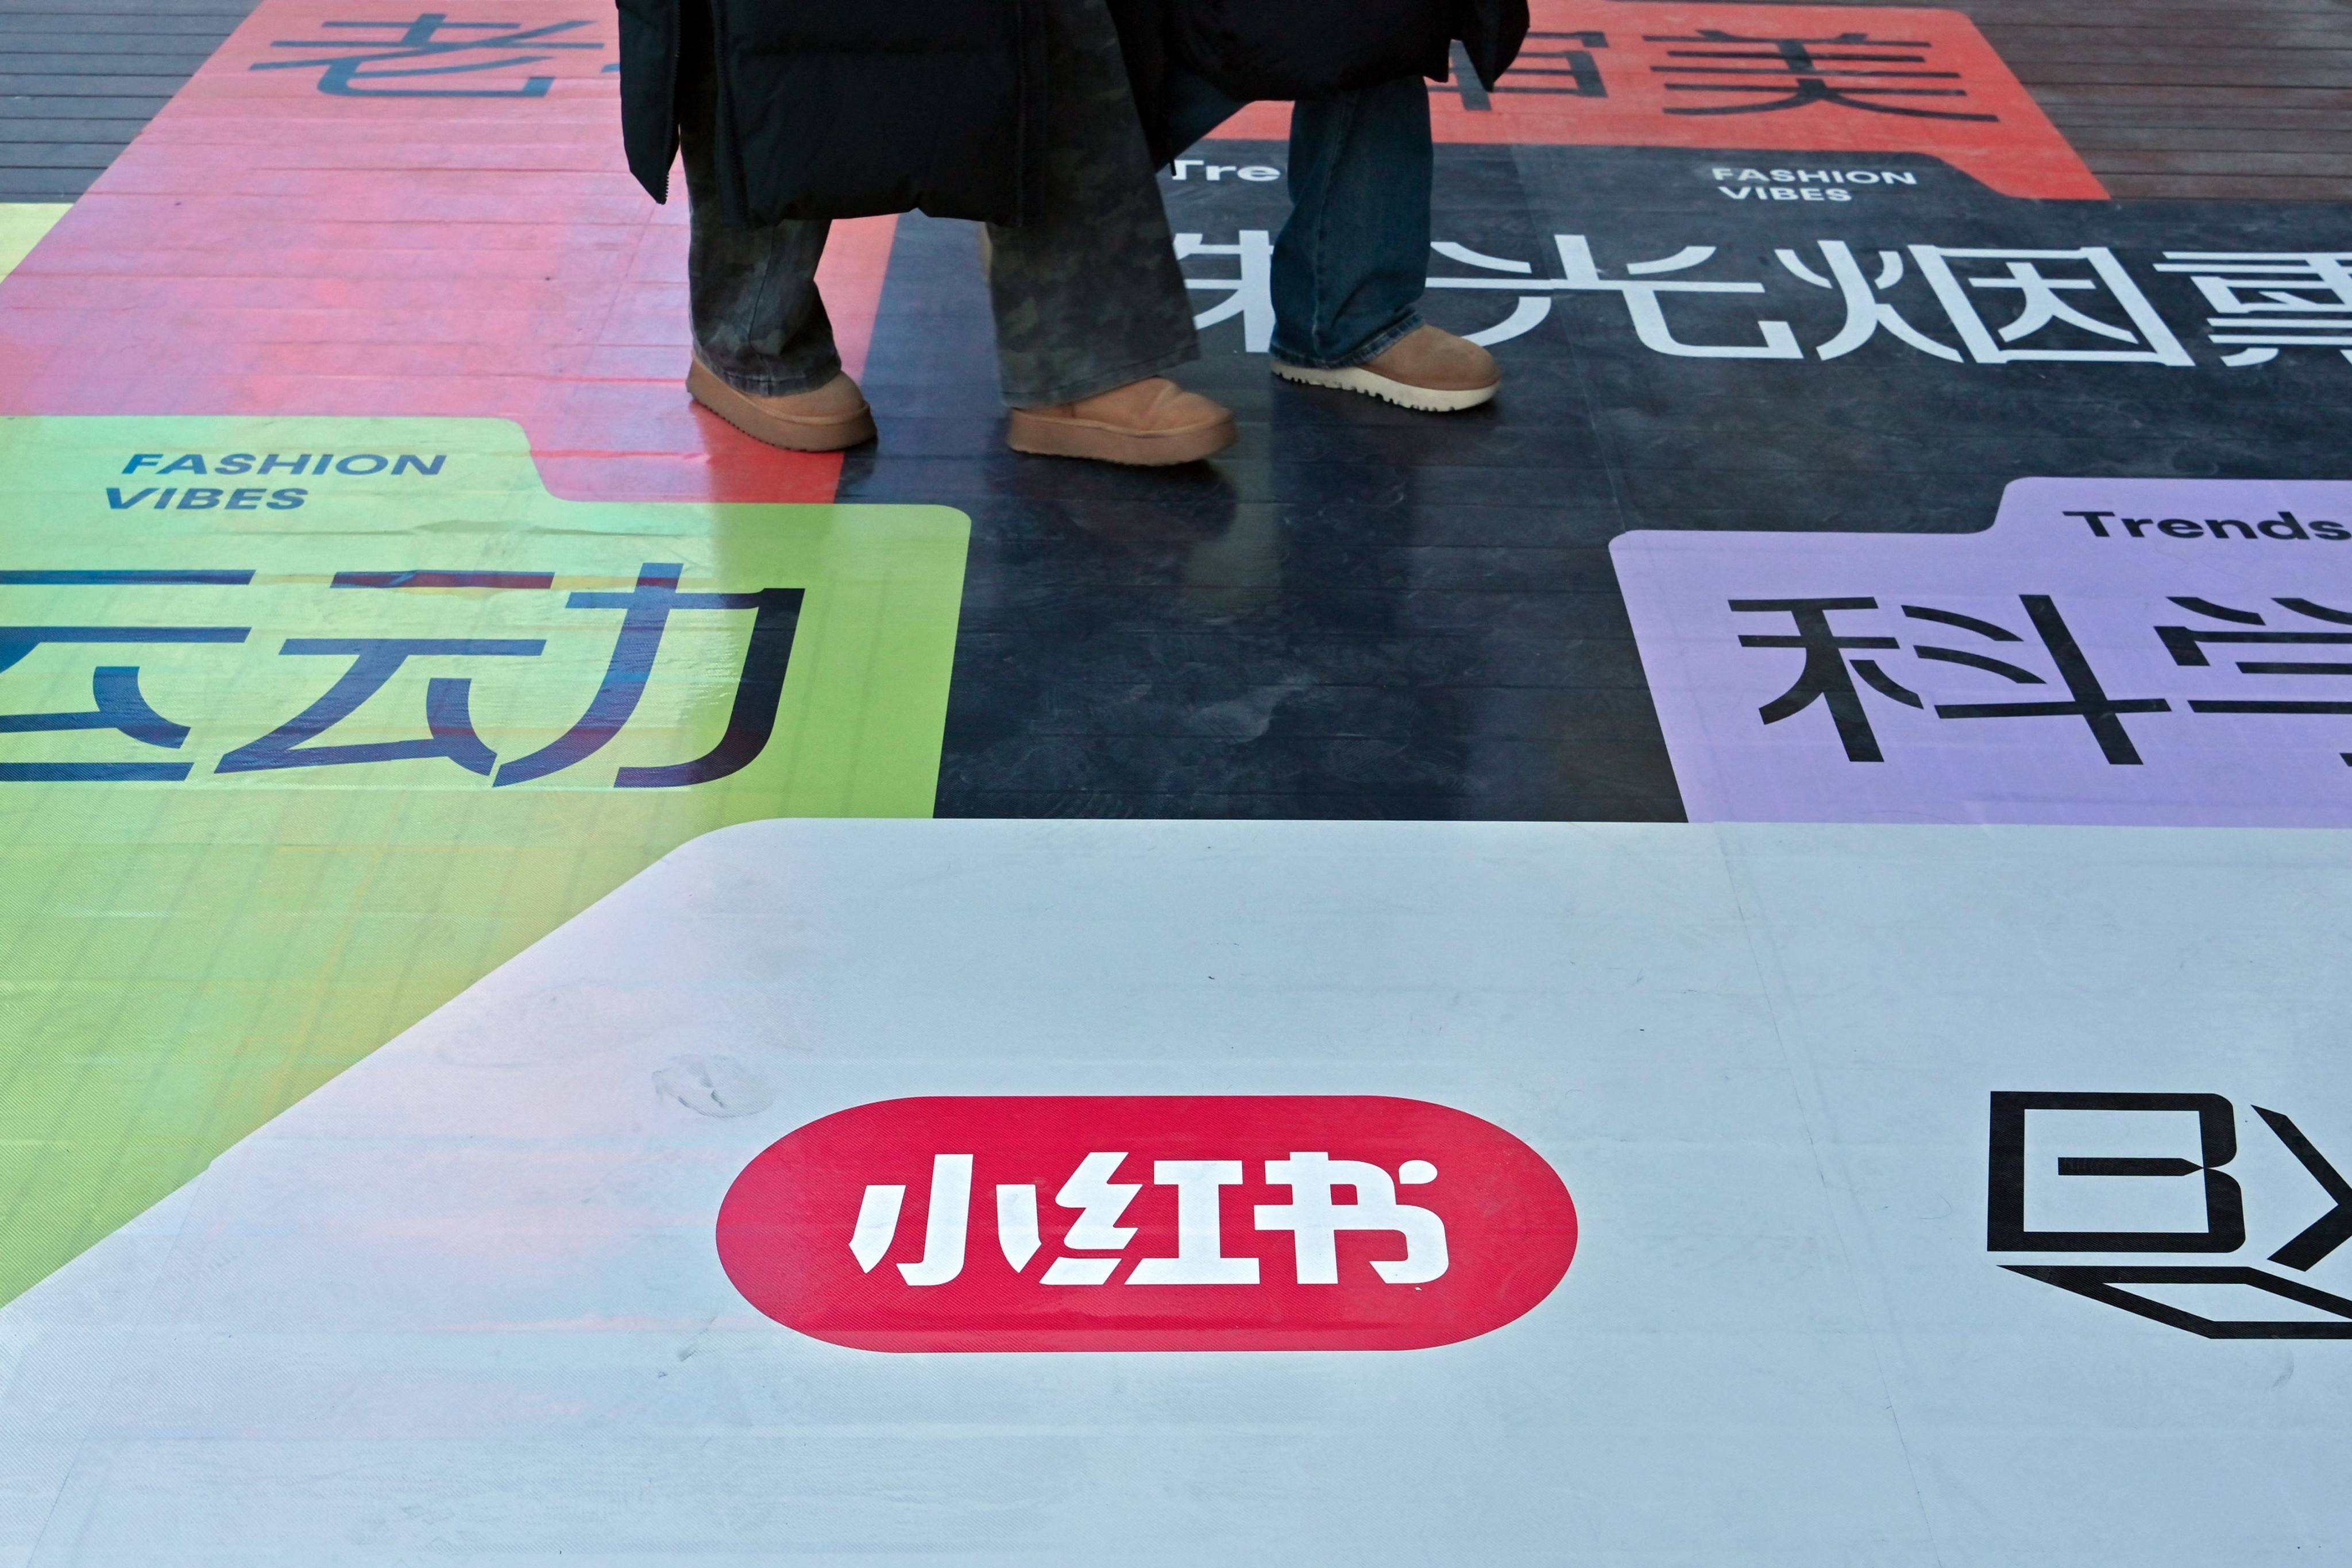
{"left": 1210, "top": 1, "right": 2105, "bottom": 201}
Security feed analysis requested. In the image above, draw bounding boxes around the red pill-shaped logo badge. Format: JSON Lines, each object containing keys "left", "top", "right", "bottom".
{"left": 717, "top": 1095, "right": 1577, "bottom": 1352}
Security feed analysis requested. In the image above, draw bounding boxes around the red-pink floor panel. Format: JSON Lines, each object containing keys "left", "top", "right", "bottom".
{"left": 0, "top": 0, "right": 894, "bottom": 503}
{"left": 1214, "top": 0, "right": 2106, "bottom": 200}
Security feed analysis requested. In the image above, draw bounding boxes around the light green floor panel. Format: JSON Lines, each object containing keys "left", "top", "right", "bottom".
{"left": 0, "top": 415, "right": 967, "bottom": 1304}
{"left": 0, "top": 205, "right": 67, "bottom": 283}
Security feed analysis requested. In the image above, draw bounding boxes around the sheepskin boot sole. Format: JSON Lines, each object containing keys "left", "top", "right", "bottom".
{"left": 688, "top": 358, "right": 876, "bottom": 453}
{"left": 1006, "top": 405, "right": 1236, "bottom": 466}
{"left": 1271, "top": 357, "right": 1500, "bottom": 413}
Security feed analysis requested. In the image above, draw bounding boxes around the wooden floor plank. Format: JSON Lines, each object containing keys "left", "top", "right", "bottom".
{"left": 2079, "top": 149, "right": 2352, "bottom": 176}
{"left": 2103, "top": 173, "right": 2352, "bottom": 199}
{"left": 0, "top": 73, "right": 217, "bottom": 92}
{"left": 0, "top": 0, "right": 250, "bottom": 13}
{"left": 0, "top": 117, "right": 146, "bottom": 141}
{"left": 1966, "top": 0, "right": 2352, "bottom": 17}
{"left": 1993, "top": 42, "right": 2352, "bottom": 64}
{"left": 2033, "top": 83, "right": 2352, "bottom": 111}
{"left": 0, "top": 165, "right": 103, "bottom": 198}
{"left": 1985, "top": 24, "right": 2352, "bottom": 49}
{"left": 0, "top": 10, "right": 251, "bottom": 20}
{"left": 0, "top": 94, "right": 177, "bottom": 117}
{"left": 0, "top": 141, "right": 136, "bottom": 168}
{"left": 2068, "top": 125, "right": 2352, "bottom": 150}
{"left": 1, "top": 56, "right": 239, "bottom": 75}
{"left": 3, "top": 33, "right": 260, "bottom": 53}
{"left": 0, "top": 0, "right": 256, "bottom": 199}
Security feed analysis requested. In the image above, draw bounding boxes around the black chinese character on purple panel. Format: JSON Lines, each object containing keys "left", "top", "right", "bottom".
{"left": 2157, "top": 594, "right": 2352, "bottom": 762}
{"left": 1906, "top": 597, "right": 2168, "bottom": 765}
{"left": 1732, "top": 597, "right": 1920, "bottom": 763}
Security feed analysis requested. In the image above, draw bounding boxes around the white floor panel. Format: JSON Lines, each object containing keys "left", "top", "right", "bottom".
{"left": 3, "top": 819, "right": 2347, "bottom": 1564}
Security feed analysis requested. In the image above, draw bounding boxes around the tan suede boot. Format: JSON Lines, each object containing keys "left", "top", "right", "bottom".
{"left": 1006, "top": 377, "right": 1237, "bottom": 466}
{"left": 1272, "top": 325, "right": 1501, "bottom": 412}
{"left": 687, "top": 357, "right": 878, "bottom": 452}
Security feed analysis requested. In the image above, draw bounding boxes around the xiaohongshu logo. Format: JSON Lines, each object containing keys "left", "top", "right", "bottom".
{"left": 716, "top": 1096, "right": 1577, "bottom": 1351}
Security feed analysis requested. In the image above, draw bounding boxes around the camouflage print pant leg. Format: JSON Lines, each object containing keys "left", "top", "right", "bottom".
{"left": 676, "top": 6, "right": 840, "bottom": 398}
{"left": 679, "top": 0, "right": 1195, "bottom": 405}
{"left": 984, "top": 0, "right": 1203, "bottom": 408}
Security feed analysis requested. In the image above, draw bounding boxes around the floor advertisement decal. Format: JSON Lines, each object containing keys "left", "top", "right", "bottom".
{"left": 1617, "top": 477, "right": 2352, "bottom": 825}
{"left": 841, "top": 142, "right": 2352, "bottom": 819}
{"left": 2, "top": 818, "right": 2345, "bottom": 1562}
{"left": 3, "top": 3, "right": 2350, "bottom": 1558}
{"left": 0, "top": 415, "right": 964, "bottom": 1307}
{"left": 1211, "top": 0, "right": 2106, "bottom": 200}
{"left": 0, "top": 0, "right": 893, "bottom": 504}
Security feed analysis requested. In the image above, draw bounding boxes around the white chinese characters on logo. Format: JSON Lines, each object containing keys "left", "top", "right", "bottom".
{"left": 849, "top": 1151, "right": 1449, "bottom": 1287}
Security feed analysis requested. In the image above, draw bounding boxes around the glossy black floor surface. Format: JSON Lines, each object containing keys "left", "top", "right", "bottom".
{"left": 843, "top": 142, "right": 2352, "bottom": 820}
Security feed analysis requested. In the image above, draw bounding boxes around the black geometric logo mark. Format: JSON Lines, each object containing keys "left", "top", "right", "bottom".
{"left": 2006, "top": 1264, "right": 2352, "bottom": 1341}
{"left": 1987, "top": 1091, "right": 2245, "bottom": 1254}
{"left": 2256, "top": 1107, "right": 2352, "bottom": 1272}
{"left": 1989, "top": 1094, "right": 2352, "bottom": 1339}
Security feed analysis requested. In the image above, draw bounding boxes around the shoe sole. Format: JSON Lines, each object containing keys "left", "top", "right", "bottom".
{"left": 687, "top": 360, "right": 878, "bottom": 453}
{"left": 1271, "top": 358, "right": 1500, "bottom": 413}
{"left": 1005, "top": 408, "right": 1237, "bottom": 466}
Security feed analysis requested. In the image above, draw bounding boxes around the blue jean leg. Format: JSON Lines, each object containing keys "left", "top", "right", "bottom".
{"left": 1271, "top": 77, "right": 1434, "bottom": 369}
{"left": 1164, "top": 73, "right": 1435, "bottom": 370}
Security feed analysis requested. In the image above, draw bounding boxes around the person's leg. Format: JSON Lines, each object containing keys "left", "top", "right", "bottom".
{"left": 1269, "top": 76, "right": 1434, "bottom": 371}
{"left": 676, "top": 14, "right": 836, "bottom": 395}
{"left": 675, "top": 4, "right": 872, "bottom": 447}
{"left": 1266, "top": 76, "right": 1499, "bottom": 411}
{"left": 983, "top": 0, "right": 1204, "bottom": 410}
{"left": 1157, "top": 68, "right": 1494, "bottom": 411}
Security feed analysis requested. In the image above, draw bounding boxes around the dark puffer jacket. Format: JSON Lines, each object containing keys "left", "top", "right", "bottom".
{"left": 1156, "top": 0, "right": 1521, "bottom": 102}
{"left": 1114, "top": 0, "right": 1527, "bottom": 167}
{"left": 616, "top": 0, "right": 1529, "bottom": 227}
{"left": 615, "top": 0, "right": 1050, "bottom": 226}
